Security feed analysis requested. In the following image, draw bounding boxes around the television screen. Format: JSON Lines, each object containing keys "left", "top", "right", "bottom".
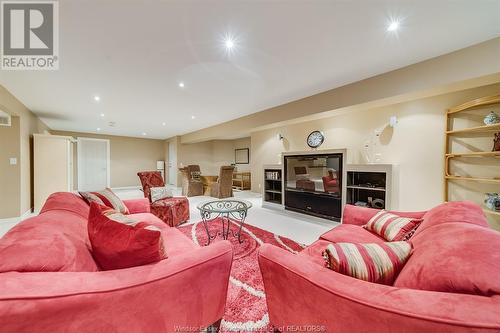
{"left": 284, "top": 154, "right": 342, "bottom": 196}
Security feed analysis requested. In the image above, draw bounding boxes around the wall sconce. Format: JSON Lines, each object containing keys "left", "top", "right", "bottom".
{"left": 277, "top": 133, "right": 284, "bottom": 141}
{"left": 389, "top": 116, "right": 398, "bottom": 128}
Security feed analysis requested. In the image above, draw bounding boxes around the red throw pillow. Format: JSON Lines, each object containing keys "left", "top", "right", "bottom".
{"left": 88, "top": 202, "right": 167, "bottom": 270}
{"left": 80, "top": 188, "right": 129, "bottom": 214}
{"left": 364, "top": 210, "right": 422, "bottom": 241}
{"left": 323, "top": 241, "right": 412, "bottom": 285}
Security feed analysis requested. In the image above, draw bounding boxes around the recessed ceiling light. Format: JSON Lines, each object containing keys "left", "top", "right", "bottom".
{"left": 96, "top": 127, "right": 101, "bottom": 131}
{"left": 162, "top": 122, "right": 166, "bottom": 126}
{"left": 387, "top": 20, "right": 400, "bottom": 32}
{"left": 225, "top": 38, "right": 234, "bottom": 49}
{"left": 191, "top": 115, "right": 196, "bottom": 119}
{"left": 100, "top": 113, "right": 105, "bottom": 117}
{"left": 94, "top": 95, "right": 100, "bottom": 102}
{"left": 178, "top": 82, "right": 185, "bottom": 88}
{"left": 142, "top": 132, "right": 147, "bottom": 136}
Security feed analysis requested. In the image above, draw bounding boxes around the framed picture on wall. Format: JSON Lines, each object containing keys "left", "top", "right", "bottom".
{"left": 235, "top": 148, "right": 250, "bottom": 164}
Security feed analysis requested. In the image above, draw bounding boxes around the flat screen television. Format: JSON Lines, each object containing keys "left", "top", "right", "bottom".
{"left": 284, "top": 153, "right": 343, "bottom": 221}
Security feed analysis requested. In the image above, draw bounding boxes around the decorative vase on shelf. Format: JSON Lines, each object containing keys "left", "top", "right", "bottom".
{"left": 485, "top": 193, "right": 500, "bottom": 212}
{"left": 484, "top": 111, "right": 500, "bottom": 125}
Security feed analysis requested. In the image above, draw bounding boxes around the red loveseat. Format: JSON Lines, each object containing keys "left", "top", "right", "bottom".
{"left": 259, "top": 202, "right": 500, "bottom": 332}
{"left": 0, "top": 192, "right": 232, "bottom": 333}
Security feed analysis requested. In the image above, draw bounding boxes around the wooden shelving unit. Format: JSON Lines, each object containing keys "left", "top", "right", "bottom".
{"left": 262, "top": 164, "right": 283, "bottom": 209}
{"left": 445, "top": 151, "right": 500, "bottom": 158}
{"left": 483, "top": 209, "right": 500, "bottom": 217}
{"left": 346, "top": 164, "right": 395, "bottom": 210}
{"left": 445, "top": 176, "right": 500, "bottom": 184}
{"left": 446, "top": 123, "right": 500, "bottom": 135}
{"left": 444, "top": 93, "right": 500, "bottom": 219}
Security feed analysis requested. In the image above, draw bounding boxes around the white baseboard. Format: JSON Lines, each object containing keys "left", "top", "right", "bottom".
{"left": 21, "top": 209, "right": 33, "bottom": 220}
{"left": 111, "top": 186, "right": 142, "bottom": 191}
{"left": 0, "top": 209, "right": 34, "bottom": 224}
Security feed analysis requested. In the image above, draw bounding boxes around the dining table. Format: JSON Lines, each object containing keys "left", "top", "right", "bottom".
{"left": 200, "top": 175, "right": 218, "bottom": 196}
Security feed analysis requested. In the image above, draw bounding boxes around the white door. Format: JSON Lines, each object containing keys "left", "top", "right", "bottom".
{"left": 168, "top": 141, "right": 176, "bottom": 186}
{"left": 77, "top": 138, "right": 110, "bottom": 191}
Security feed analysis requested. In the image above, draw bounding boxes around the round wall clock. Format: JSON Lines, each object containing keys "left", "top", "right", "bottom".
{"left": 307, "top": 130, "right": 325, "bottom": 148}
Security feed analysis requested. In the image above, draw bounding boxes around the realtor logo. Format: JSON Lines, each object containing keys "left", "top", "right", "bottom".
{"left": 1, "top": 1, "right": 59, "bottom": 70}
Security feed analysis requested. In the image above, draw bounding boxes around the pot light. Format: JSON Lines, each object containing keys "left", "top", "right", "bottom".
{"left": 191, "top": 115, "right": 196, "bottom": 119}
{"left": 178, "top": 82, "right": 185, "bottom": 88}
{"left": 225, "top": 38, "right": 234, "bottom": 50}
{"left": 100, "top": 113, "right": 105, "bottom": 117}
{"left": 96, "top": 127, "right": 101, "bottom": 131}
{"left": 387, "top": 20, "right": 400, "bottom": 32}
{"left": 162, "top": 122, "right": 166, "bottom": 126}
{"left": 142, "top": 132, "right": 147, "bottom": 136}
{"left": 94, "top": 95, "right": 101, "bottom": 102}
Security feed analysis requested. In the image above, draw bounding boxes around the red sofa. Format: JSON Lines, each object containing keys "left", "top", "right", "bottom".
{"left": 0, "top": 192, "right": 232, "bottom": 333}
{"left": 259, "top": 202, "right": 500, "bottom": 332}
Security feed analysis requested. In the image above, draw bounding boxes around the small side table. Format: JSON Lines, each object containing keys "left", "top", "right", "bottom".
{"left": 197, "top": 199, "right": 252, "bottom": 245}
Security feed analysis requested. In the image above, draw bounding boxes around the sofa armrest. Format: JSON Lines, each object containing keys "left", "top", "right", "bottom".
{"left": 343, "top": 204, "right": 427, "bottom": 226}
{"left": 0, "top": 241, "right": 233, "bottom": 333}
{"left": 259, "top": 244, "right": 500, "bottom": 332}
{"left": 123, "top": 198, "right": 150, "bottom": 214}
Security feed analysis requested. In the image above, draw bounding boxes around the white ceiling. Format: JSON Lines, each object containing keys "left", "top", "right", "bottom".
{"left": 1, "top": 0, "right": 500, "bottom": 139}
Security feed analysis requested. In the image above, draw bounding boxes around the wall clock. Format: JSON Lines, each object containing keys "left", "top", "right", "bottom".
{"left": 307, "top": 130, "right": 325, "bottom": 148}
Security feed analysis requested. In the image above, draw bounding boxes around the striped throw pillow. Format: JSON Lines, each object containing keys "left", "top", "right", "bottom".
{"left": 364, "top": 210, "right": 422, "bottom": 241}
{"left": 80, "top": 188, "right": 129, "bottom": 214}
{"left": 323, "top": 241, "right": 412, "bottom": 285}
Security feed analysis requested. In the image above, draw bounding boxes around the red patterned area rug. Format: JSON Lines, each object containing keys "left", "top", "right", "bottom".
{"left": 178, "top": 218, "right": 305, "bottom": 332}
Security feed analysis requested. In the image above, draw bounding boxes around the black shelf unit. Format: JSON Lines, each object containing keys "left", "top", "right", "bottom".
{"left": 347, "top": 170, "right": 387, "bottom": 209}
{"left": 264, "top": 169, "right": 282, "bottom": 205}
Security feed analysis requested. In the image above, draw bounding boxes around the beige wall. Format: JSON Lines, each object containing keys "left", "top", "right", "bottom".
{"left": 52, "top": 131, "right": 165, "bottom": 189}
{"left": 250, "top": 83, "right": 500, "bottom": 227}
{"left": 175, "top": 137, "right": 251, "bottom": 177}
{"left": 181, "top": 37, "right": 500, "bottom": 144}
{"left": 0, "top": 85, "right": 49, "bottom": 218}
{"left": 0, "top": 117, "right": 21, "bottom": 218}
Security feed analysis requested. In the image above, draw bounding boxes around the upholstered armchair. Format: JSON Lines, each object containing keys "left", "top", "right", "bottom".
{"left": 322, "top": 169, "right": 340, "bottom": 193}
{"left": 180, "top": 165, "right": 204, "bottom": 197}
{"left": 137, "top": 171, "right": 189, "bottom": 227}
{"left": 209, "top": 166, "right": 235, "bottom": 199}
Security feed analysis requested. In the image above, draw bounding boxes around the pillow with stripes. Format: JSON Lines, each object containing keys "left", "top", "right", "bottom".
{"left": 323, "top": 241, "right": 412, "bottom": 285}
{"left": 364, "top": 210, "right": 422, "bottom": 241}
{"left": 80, "top": 188, "right": 129, "bottom": 215}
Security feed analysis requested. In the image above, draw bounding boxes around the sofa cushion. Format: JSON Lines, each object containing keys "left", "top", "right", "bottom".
{"left": 320, "top": 224, "right": 385, "bottom": 244}
{"left": 150, "top": 187, "right": 173, "bottom": 202}
{"left": 0, "top": 210, "right": 98, "bottom": 272}
{"left": 163, "top": 227, "right": 199, "bottom": 256}
{"left": 323, "top": 241, "right": 412, "bottom": 285}
{"left": 342, "top": 204, "right": 426, "bottom": 226}
{"left": 364, "top": 210, "right": 422, "bottom": 241}
{"left": 88, "top": 203, "right": 167, "bottom": 270}
{"left": 80, "top": 188, "right": 129, "bottom": 214}
{"left": 394, "top": 222, "right": 500, "bottom": 296}
{"left": 40, "top": 192, "right": 90, "bottom": 219}
{"left": 414, "top": 201, "right": 488, "bottom": 238}
{"left": 299, "top": 239, "right": 337, "bottom": 267}
{"left": 131, "top": 212, "right": 196, "bottom": 255}
{"left": 128, "top": 212, "right": 169, "bottom": 230}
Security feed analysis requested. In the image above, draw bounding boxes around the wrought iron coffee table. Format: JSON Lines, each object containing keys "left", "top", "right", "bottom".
{"left": 197, "top": 199, "right": 252, "bottom": 246}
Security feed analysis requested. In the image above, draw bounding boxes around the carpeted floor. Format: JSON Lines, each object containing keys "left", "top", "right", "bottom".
{"left": 179, "top": 218, "right": 305, "bottom": 332}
